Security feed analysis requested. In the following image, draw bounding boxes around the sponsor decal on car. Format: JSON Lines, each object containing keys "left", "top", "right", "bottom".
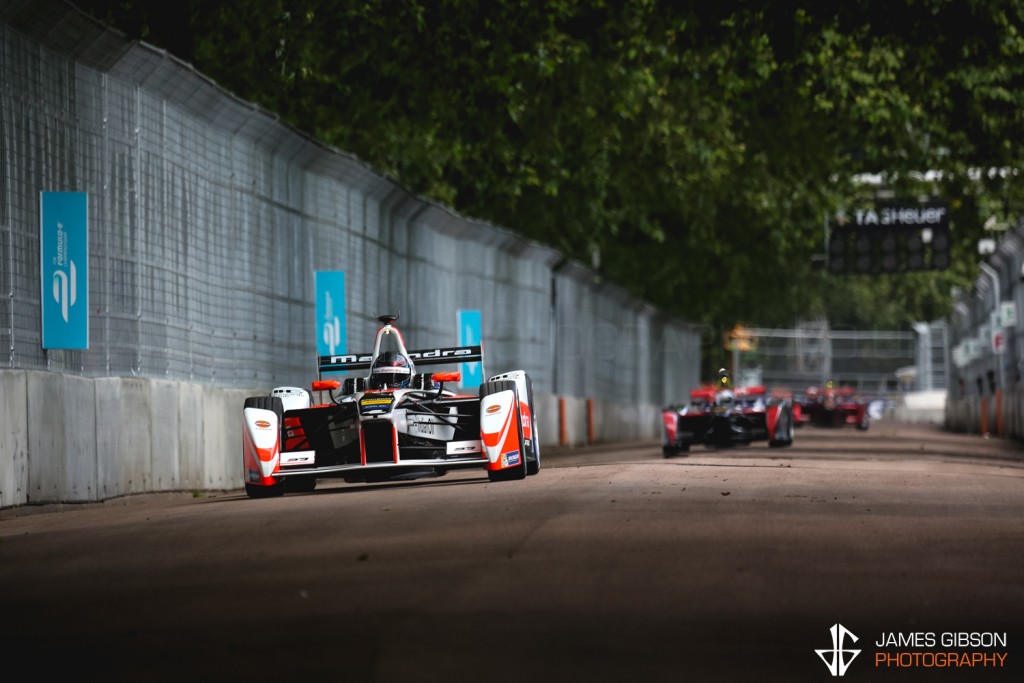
{"left": 281, "top": 450, "right": 315, "bottom": 466}
{"left": 486, "top": 404, "right": 501, "bottom": 414}
{"left": 446, "top": 440, "right": 482, "bottom": 454}
{"left": 406, "top": 347, "right": 477, "bottom": 360}
{"left": 328, "top": 346, "right": 481, "bottom": 366}
{"left": 505, "top": 450, "right": 520, "bottom": 467}
{"left": 255, "top": 419, "right": 272, "bottom": 429}
{"left": 359, "top": 395, "right": 395, "bottom": 415}
{"left": 372, "top": 365, "right": 410, "bottom": 375}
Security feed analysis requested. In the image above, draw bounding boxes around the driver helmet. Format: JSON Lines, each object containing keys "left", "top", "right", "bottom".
{"left": 369, "top": 351, "right": 412, "bottom": 390}
{"left": 716, "top": 368, "right": 733, "bottom": 404}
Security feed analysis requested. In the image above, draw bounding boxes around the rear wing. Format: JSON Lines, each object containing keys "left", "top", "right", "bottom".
{"left": 690, "top": 387, "right": 717, "bottom": 403}
{"left": 319, "top": 345, "right": 483, "bottom": 375}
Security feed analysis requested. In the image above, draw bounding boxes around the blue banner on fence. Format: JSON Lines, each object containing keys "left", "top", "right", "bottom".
{"left": 40, "top": 192, "right": 89, "bottom": 349}
{"left": 458, "top": 309, "right": 483, "bottom": 389}
{"left": 315, "top": 271, "right": 347, "bottom": 372}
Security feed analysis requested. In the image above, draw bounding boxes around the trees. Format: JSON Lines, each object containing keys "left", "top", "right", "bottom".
{"left": 74, "top": 0, "right": 1024, "bottom": 334}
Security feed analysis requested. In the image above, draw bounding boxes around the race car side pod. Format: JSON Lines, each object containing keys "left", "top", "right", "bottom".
{"left": 241, "top": 396, "right": 285, "bottom": 498}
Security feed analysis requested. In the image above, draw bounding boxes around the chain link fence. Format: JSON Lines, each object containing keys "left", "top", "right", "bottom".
{"left": 0, "top": 0, "right": 700, "bottom": 406}
{"left": 734, "top": 320, "right": 942, "bottom": 397}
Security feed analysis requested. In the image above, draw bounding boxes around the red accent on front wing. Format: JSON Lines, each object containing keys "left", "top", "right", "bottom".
{"left": 661, "top": 411, "right": 678, "bottom": 442}
{"left": 242, "top": 421, "right": 280, "bottom": 486}
{"left": 765, "top": 405, "right": 780, "bottom": 440}
{"left": 485, "top": 419, "right": 522, "bottom": 472}
{"left": 482, "top": 402, "right": 522, "bottom": 471}
{"left": 843, "top": 405, "right": 866, "bottom": 423}
{"left": 482, "top": 403, "right": 513, "bottom": 449}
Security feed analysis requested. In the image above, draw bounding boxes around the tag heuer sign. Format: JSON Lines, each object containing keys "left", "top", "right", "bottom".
{"left": 854, "top": 201, "right": 949, "bottom": 229}
{"left": 829, "top": 199, "right": 951, "bottom": 274}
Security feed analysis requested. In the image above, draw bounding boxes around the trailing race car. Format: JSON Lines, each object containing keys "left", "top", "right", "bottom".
{"left": 241, "top": 314, "right": 540, "bottom": 497}
{"left": 800, "top": 383, "right": 870, "bottom": 430}
{"left": 661, "top": 369, "right": 795, "bottom": 456}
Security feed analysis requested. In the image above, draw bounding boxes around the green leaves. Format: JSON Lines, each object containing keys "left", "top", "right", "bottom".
{"left": 73, "top": 0, "right": 1024, "bottom": 335}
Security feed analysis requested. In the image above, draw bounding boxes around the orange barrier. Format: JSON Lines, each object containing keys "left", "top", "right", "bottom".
{"left": 996, "top": 389, "right": 1003, "bottom": 436}
{"left": 586, "top": 399, "right": 594, "bottom": 444}
{"left": 981, "top": 397, "right": 988, "bottom": 436}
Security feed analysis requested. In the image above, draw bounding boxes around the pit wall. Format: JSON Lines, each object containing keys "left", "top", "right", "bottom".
{"left": 0, "top": 370, "right": 660, "bottom": 509}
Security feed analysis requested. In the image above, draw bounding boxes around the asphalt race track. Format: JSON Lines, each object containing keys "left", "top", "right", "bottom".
{"left": 1, "top": 421, "right": 1022, "bottom": 682}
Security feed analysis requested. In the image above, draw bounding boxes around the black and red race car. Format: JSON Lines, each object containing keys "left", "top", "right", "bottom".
{"left": 661, "top": 371, "right": 795, "bottom": 456}
{"left": 797, "top": 383, "right": 870, "bottom": 430}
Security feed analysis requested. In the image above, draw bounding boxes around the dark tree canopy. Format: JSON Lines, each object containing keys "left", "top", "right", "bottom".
{"left": 74, "top": 0, "right": 1024, "bottom": 342}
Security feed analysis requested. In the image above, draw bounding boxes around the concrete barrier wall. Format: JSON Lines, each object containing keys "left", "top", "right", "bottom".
{"left": 537, "top": 394, "right": 661, "bottom": 448}
{"left": 12, "top": 368, "right": 976, "bottom": 510}
{"left": 945, "top": 388, "right": 1024, "bottom": 439}
{"left": 0, "top": 371, "right": 28, "bottom": 510}
{"left": 0, "top": 370, "right": 661, "bottom": 509}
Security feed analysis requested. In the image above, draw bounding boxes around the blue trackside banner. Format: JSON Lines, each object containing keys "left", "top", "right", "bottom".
{"left": 315, "top": 271, "right": 347, "bottom": 373}
{"left": 458, "top": 309, "right": 483, "bottom": 389}
{"left": 40, "top": 192, "right": 88, "bottom": 349}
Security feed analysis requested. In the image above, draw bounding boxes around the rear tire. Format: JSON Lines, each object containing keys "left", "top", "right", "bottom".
{"left": 526, "top": 412, "right": 541, "bottom": 475}
{"left": 480, "top": 380, "right": 527, "bottom": 482}
{"left": 523, "top": 374, "right": 541, "bottom": 476}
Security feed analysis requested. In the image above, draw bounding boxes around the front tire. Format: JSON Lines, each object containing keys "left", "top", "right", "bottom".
{"left": 524, "top": 375, "right": 541, "bottom": 476}
{"left": 663, "top": 443, "right": 690, "bottom": 457}
{"left": 245, "top": 482, "right": 284, "bottom": 498}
